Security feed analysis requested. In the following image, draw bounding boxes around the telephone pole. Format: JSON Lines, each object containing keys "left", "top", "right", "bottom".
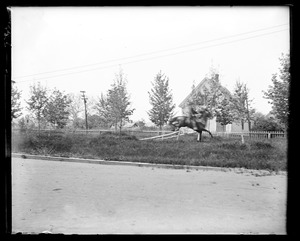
{"left": 80, "top": 91, "right": 88, "bottom": 133}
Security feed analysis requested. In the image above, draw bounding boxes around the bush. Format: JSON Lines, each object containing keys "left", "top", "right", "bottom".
{"left": 252, "top": 118, "right": 284, "bottom": 131}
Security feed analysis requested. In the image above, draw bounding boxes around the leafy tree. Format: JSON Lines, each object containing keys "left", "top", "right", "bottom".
{"left": 26, "top": 82, "right": 48, "bottom": 132}
{"left": 215, "top": 97, "right": 235, "bottom": 129}
{"left": 43, "top": 89, "right": 71, "bottom": 129}
{"left": 188, "top": 73, "right": 228, "bottom": 121}
{"left": 17, "top": 114, "right": 36, "bottom": 132}
{"left": 231, "top": 81, "right": 255, "bottom": 131}
{"left": 68, "top": 93, "right": 84, "bottom": 129}
{"left": 252, "top": 112, "right": 284, "bottom": 131}
{"left": 87, "top": 114, "right": 102, "bottom": 129}
{"left": 103, "top": 69, "right": 135, "bottom": 132}
{"left": 148, "top": 71, "right": 175, "bottom": 130}
{"left": 263, "top": 53, "right": 290, "bottom": 129}
{"left": 133, "top": 119, "right": 146, "bottom": 129}
{"left": 11, "top": 81, "right": 22, "bottom": 121}
{"left": 94, "top": 93, "right": 112, "bottom": 127}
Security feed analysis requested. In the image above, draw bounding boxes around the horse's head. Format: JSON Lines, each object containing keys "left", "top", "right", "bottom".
{"left": 168, "top": 116, "right": 180, "bottom": 131}
{"left": 167, "top": 117, "right": 174, "bottom": 126}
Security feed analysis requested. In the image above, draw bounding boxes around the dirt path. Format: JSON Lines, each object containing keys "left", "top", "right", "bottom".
{"left": 12, "top": 157, "right": 287, "bottom": 234}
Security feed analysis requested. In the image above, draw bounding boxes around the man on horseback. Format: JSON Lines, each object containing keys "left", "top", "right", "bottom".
{"left": 182, "top": 105, "right": 199, "bottom": 131}
{"left": 168, "top": 105, "right": 213, "bottom": 142}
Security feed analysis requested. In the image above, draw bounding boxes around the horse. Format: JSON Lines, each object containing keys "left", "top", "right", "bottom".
{"left": 168, "top": 107, "right": 213, "bottom": 142}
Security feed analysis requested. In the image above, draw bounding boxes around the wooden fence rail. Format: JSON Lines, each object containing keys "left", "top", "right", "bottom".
{"left": 11, "top": 128, "right": 286, "bottom": 139}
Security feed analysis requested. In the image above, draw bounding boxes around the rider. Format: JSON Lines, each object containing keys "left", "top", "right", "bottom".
{"left": 182, "top": 105, "right": 198, "bottom": 131}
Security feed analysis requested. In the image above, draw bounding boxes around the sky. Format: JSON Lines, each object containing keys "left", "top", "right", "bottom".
{"left": 11, "top": 6, "right": 290, "bottom": 123}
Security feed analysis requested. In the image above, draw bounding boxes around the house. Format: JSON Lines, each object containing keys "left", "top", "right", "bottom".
{"left": 179, "top": 74, "right": 251, "bottom": 133}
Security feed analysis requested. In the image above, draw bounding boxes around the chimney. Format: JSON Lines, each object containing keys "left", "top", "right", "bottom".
{"left": 214, "top": 74, "right": 219, "bottom": 82}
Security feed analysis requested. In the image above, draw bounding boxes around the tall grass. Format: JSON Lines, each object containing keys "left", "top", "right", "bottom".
{"left": 12, "top": 132, "right": 287, "bottom": 171}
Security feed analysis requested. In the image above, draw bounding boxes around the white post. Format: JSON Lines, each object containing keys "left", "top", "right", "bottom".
{"left": 241, "top": 134, "right": 245, "bottom": 144}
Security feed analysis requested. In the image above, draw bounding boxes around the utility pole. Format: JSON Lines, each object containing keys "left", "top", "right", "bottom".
{"left": 80, "top": 91, "right": 88, "bottom": 134}
{"left": 244, "top": 87, "right": 251, "bottom": 132}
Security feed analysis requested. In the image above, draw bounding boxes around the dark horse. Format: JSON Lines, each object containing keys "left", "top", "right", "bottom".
{"left": 168, "top": 107, "right": 213, "bottom": 142}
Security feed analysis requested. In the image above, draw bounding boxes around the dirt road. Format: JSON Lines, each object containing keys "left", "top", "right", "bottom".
{"left": 12, "top": 157, "right": 287, "bottom": 234}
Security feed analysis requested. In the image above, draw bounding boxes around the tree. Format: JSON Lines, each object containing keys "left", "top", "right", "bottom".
{"left": 17, "top": 114, "right": 36, "bottom": 132}
{"left": 133, "top": 119, "right": 146, "bottom": 129}
{"left": 43, "top": 89, "right": 71, "bottom": 129}
{"left": 215, "top": 97, "right": 235, "bottom": 131}
{"left": 188, "top": 73, "right": 227, "bottom": 122}
{"left": 252, "top": 112, "right": 284, "bottom": 131}
{"left": 87, "top": 114, "right": 102, "bottom": 129}
{"left": 68, "top": 93, "right": 84, "bottom": 129}
{"left": 263, "top": 53, "right": 290, "bottom": 129}
{"left": 105, "top": 69, "right": 135, "bottom": 132}
{"left": 26, "top": 82, "right": 48, "bottom": 132}
{"left": 148, "top": 71, "right": 175, "bottom": 130}
{"left": 231, "top": 80, "right": 255, "bottom": 131}
{"left": 11, "top": 81, "right": 22, "bottom": 121}
{"left": 94, "top": 93, "right": 111, "bottom": 127}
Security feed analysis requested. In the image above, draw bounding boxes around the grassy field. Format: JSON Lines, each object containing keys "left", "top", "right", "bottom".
{"left": 12, "top": 131, "right": 287, "bottom": 172}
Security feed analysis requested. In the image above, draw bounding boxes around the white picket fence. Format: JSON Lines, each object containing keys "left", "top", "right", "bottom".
{"left": 205, "top": 131, "right": 286, "bottom": 139}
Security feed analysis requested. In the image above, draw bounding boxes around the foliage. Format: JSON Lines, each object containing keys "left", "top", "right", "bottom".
{"left": 11, "top": 81, "right": 22, "bottom": 120}
{"left": 17, "top": 115, "right": 36, "bottom": 131}
{"left": 148, "top": 71, "right": 175, "bottom": 130}
{"left": 87, "top": 114, "right": 103, "bottom": 129}
{"left": 94, "top": 93, "right": 112, "bottom": 126}
{"left": 67, "top": 93, "right": 84, "bottom": 129}
{"left": 231, "top": 81, "right": 255, "bottom": 130}
{"left": 97, "top": 69, "right": 135, "bottom": 132}
{"left": 43, "top": 89, "right": 71, "bottom": 129}
{"left": 263, "top": 53, "right": 290, "bottom": 129}
{"left": 26, "top": 82, "right": 48, "bottom": 131}
{"left": 215, "top": 97, "right": 235, "bottom": 126}
{"left": 133, "top": 119, "right": 146, "bottom": 129}
{"left": 188, "top": 73, "right": 235, "bottom": 126}
{"left": 188, "top": 76, "right": 224, "bottom": 111}
{"left": 252, "top": 112, "right": 284, "bottom": 131}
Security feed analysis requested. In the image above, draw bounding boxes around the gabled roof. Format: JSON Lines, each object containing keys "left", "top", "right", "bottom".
{"left": 179, "top": 76, "right": 231, "bottom": 108}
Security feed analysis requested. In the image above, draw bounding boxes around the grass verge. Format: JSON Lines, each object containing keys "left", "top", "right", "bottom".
{"left": 12, "top": 131, "right": 287, "bottom": 171}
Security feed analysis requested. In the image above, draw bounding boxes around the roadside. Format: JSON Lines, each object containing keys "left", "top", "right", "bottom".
{"left": 11, "top": 152, "right": 285, "bottom": 176}
{"left": 12, "top": 157, "right": 287, "bottom": 234}
{"left": 12, "top": 132, "right": 287, "bottom": 171}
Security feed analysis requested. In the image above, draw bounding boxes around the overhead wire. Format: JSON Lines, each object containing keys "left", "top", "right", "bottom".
{"left": 14, "top": 23, "right": 288, "bottom": 80}
{"left": 14, "top": 25, "right": 289, "bottom": 84}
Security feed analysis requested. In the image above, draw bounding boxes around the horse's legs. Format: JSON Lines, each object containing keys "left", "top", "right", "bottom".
{"left": 197, "top": 131, "right": 202, "bottom": 142}
{"left": 202, "top": 128, "right": 213, "bottom": 138}
{"left": 177, "top": 128, "right": 180, "bottom": 140}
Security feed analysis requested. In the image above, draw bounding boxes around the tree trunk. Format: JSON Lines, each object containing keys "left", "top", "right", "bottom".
{"left": 245, "top": 96, "right": 251, "bottom": 132}
{"left": 114, "top": 118, "right": 118, "bottom": 132}
{"left": 119, "top": 119, "right": 122, "bottom": 136}
{"left": 37, "top": 114, "right": 41, "bottom": 136}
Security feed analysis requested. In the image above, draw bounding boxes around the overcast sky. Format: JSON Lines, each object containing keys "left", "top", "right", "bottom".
{"left": 11, "top": 6, "right": 290, "bottom": 122}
